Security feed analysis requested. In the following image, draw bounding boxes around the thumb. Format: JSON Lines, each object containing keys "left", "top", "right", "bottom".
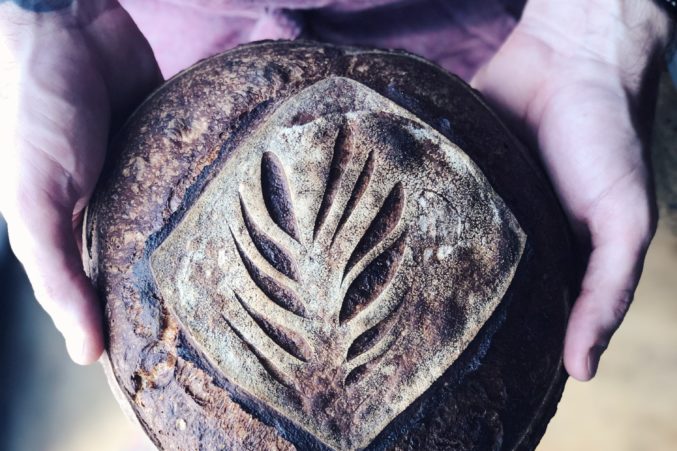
{"left": 563, "top": 202, "right": 655, "bottom": 380}
{"left": 6, "top": 191, "right": 103, "bottom": 365}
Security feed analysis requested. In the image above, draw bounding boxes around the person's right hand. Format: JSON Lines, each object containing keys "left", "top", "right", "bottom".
{"left": 472, "top": 0, "right": 672, "bottom": 381}
{"left": 0, "top": 0, "right": 161, "bottom": 364}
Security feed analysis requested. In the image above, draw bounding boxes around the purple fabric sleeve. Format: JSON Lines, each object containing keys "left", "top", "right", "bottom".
{"left": 119, "top": 0, "right": 525, "bottom": 80}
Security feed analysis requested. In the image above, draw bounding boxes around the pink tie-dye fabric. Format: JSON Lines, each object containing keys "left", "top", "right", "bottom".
{"left": 119, "top": 0, "right": 524, "bottom": 81}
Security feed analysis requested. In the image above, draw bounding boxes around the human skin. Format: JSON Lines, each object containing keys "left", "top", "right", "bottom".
{"left": 473, "top": 0, "right": 673, "bottom": 380}
{"left": 0, "top": 0, "right": 673, "bottom": 381}
{"left": 0, "top": 0, "right": 161, "bottom": 362}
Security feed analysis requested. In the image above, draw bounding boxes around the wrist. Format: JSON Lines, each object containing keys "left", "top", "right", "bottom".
{"left": 0, "top": 0, "right": 119, "bottom": 38}
{"left": 0, "top": 0, "right": 124, "bottom": 86}
{"left": 521, "top": 0, "right": 674, "bottom": 70}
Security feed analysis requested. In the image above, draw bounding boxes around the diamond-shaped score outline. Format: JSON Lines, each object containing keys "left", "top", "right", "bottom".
{"left": 150, "top": 77, "right": 526, "bottom": 450}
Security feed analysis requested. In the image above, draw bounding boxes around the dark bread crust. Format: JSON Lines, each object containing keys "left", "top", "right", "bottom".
{"left": 84, "top": 41, "right": 574, "bottom": 450}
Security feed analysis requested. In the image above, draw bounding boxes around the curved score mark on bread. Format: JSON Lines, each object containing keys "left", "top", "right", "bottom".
{"left": 343, "top": 182, "right": 406, "bottom": 278}
{"left": 346, "top": 293, "right": 406, "bottom": 362}
{"left": 230, "top": 227, "right": 307, "bottom": 318}
{"left": 314, "top": 123, "right": 352, "bottom": 239}
{"left": 345, "top": 334, "right": 399, "bottom": 387}
{"left": 221, "top": 315, "right": 296, "bottom": 390}
{"left": 234, "top": 291, "right": 312, "bottom": 362}
{"left": 261, "top": 151, "right": 300, "bottom": 241}
{"left": 339, "top": 232, "right": 407, "bottom": 325}
{"left": 240, "top": 194, "right": 300, "bottom": 282}
{"left": 331, "top": 150, "right": 376, "bottom": 245}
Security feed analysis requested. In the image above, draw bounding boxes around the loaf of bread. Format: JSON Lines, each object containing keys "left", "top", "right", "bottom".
{"left": 83, "top": 41, "right": 575, "bottom": 451}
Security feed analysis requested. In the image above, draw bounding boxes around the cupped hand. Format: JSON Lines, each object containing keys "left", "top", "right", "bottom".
{"left": 472, "top": 0, "right": 673, "bottom": 380}
{"left": 0, "top": 1, "right": 161, "bottom": 364}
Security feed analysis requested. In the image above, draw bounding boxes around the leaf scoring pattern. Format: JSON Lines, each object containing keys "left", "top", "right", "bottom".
{"left": 345, "top": 334, "right": 399, "bottom": 386}
{"left": 232, "top": 134, "right": 407, "bottom": 392}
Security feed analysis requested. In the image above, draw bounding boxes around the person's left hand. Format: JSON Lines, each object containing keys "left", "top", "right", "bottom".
{"left": 472, "top": 0, "right": 673, "bottom": 380}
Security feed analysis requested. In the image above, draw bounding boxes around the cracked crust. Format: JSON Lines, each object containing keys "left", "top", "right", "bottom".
{"left": 84, "top": 41, "right": 575, "bottom": 451}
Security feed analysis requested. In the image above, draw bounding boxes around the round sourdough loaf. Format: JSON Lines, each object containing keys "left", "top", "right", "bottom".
{"left": 83, "top": 41, "right": 575, "bottom": 451}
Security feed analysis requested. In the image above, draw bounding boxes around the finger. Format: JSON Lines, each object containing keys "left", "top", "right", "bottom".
{"left": 6, "top": 192, "right": 103, "bottom": 365}
{"left": 563, "top": 208, "right": 655, "bottom": 381}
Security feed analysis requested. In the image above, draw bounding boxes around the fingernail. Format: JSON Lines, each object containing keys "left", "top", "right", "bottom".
{"left": 65, "top": 332, "right": 88, "bottom": 365}
{"left": 587, "top": 345, "right": 606, "bottom": 379}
